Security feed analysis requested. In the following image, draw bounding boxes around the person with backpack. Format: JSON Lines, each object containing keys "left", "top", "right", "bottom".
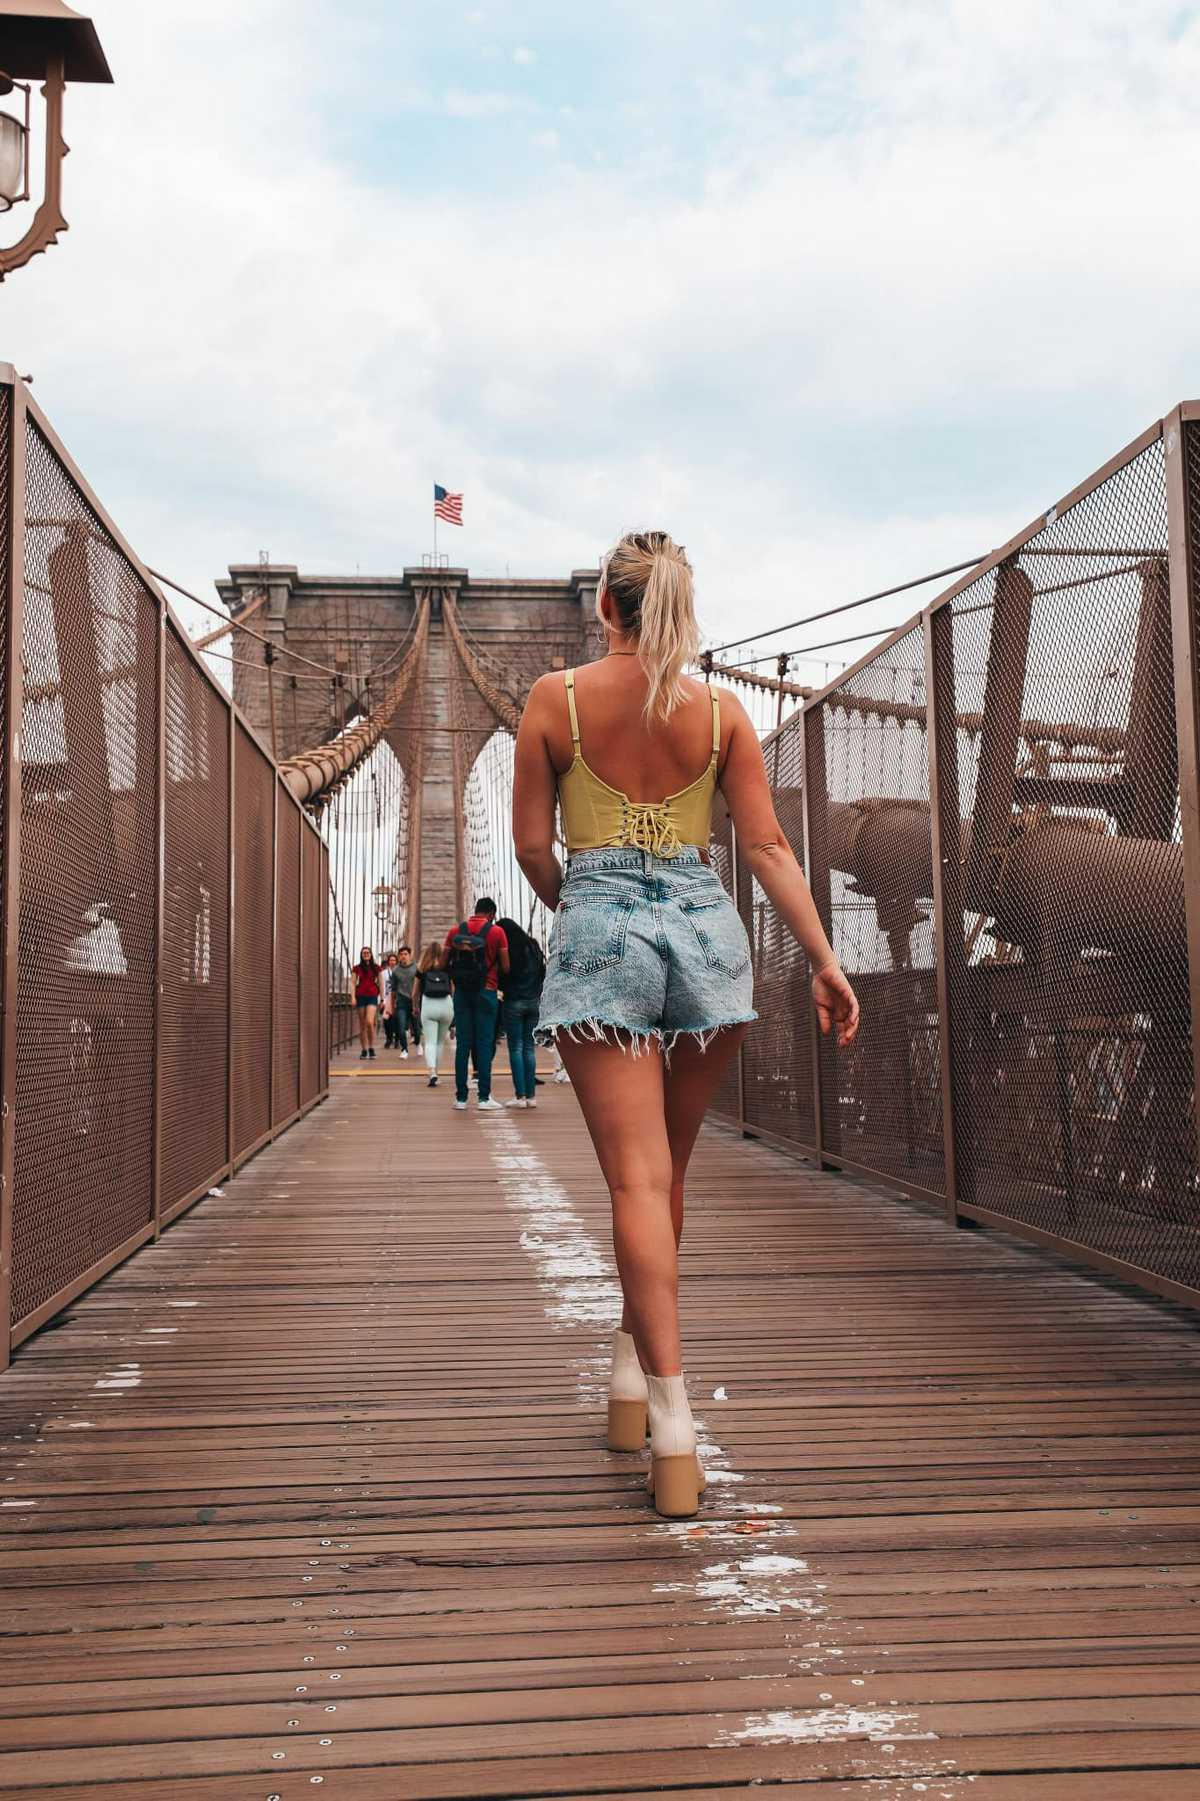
{"left": 443, "top": 897, "right": 510, "bottom": 1112}
{"left": 413, "top": 942, "right": 453, "bottom": 1087}
{"left": 497, "top": 917, "right": 546, "bottom": 1110}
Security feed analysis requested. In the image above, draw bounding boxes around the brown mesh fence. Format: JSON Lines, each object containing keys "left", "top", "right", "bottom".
{"left": 811, "top": 623, "right": 944, "bottom": 1194}
{"left": 300, "top": 818, "right": 321, "bottom": 1107}
{"left": 711, "top": 416, "right": 1200, "bottom": 1306}
{"left": 232, "top": 725, "right": 275, "bottom": 1158}
{"left": 706, "top": 798, "right": 741, "bottom": 1125}
{"left": 11, "top": 420, "right": 161, "bottom": 1326}
{"left": 740, "top": 706, "right": 818, "bottom": 1152}
{"left": 162, "top": 623, "right": 230, "bottom": 1217}
{"left": 273, "top": 787, "right": 301, "bottom": 1125}
{"left": 935, "top": 436, "right": 1200, "bottom": 1288}
{"left": 0, "top": 379, "right": 330, "bottom": 1352}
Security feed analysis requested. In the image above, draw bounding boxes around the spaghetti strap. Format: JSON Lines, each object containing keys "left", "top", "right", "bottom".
{"left": 709, "top": 684, "right": 721, "bottom": 763}
{"left": 564, "top": 668, "right": 582, "bottom": 752}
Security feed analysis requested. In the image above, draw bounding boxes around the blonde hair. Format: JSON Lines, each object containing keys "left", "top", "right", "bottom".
{"left": 417, "top": 940, "right": 445, "bottom": 974}
{"left": 599, "top": 530, "right": 700, "bottom": 722}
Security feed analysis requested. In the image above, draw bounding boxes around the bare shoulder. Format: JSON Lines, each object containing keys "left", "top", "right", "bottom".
{"left": 709, "top": 683, "right": 753, "bottom": 732}
{"left": 522, "top": 670, "right": 565, "bottom": 719}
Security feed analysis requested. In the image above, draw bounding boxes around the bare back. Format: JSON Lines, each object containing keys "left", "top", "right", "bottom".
{"left": 545, "top": 661, "right": 726, "bottom": 801}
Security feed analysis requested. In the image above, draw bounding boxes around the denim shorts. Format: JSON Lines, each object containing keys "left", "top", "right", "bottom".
{"left": 535, "top": 846, "right": 756, "bottom": 1054}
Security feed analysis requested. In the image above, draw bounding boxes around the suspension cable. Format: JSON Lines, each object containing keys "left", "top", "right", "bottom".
{"left": 703, "top": 557, "right": 985, "bottom": 659}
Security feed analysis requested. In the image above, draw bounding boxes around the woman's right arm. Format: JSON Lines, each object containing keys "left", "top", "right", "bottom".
{"left": 718, "top": 691, "right": 860, "bottom": 1045}
{"left": 513, "top": 676, "right": 564, "bottom": 911}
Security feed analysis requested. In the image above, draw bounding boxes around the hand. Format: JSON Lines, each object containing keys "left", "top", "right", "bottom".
{"left": 812, "top": 961, "right": 860, "bottom": 1047}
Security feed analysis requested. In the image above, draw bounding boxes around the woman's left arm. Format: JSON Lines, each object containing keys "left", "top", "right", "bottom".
{"left": 513, "top": 677, "right": 564, "bottom": 911}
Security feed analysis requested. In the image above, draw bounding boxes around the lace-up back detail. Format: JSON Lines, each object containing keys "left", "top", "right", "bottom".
{"left": 556, "top": 669, "right": 721, "bottom": 857}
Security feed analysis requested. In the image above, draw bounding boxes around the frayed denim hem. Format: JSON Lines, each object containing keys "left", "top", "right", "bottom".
{"left": 534, "top": 1013, "right": 757, "bottom": 1062}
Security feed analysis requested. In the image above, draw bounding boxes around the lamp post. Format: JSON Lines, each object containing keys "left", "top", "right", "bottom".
{"left": 0, "top": 2, "right": 111, "bottom": 280}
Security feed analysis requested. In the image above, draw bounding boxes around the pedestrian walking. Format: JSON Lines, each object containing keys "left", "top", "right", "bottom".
{"left": 444, "top": 898, "right": 509, "bottom": 1112}
{"left": 413, "top": 942, "right": 453, "bottom": 1087}
{"left": 497, "top": 916, "right": 545, "bottom": 1109}
{"left": 512, "top": 529, "right": 859, "bottom": 1517}
{"left": 381, "top": 952, "right": 400, "bottom": 1049}
{"left": 390, "top": 945, "right": 420, "bottom": 1058}
{"left": 352, "top": 946, "right": 383, "bottom": 1060}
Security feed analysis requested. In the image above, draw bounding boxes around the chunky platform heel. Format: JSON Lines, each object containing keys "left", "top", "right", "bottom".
{"left": 606, "top": 1329, "right": 650, "bottom": 1452}
{"left": 645, "top": 1372, "right": 702, "bottom": 1519}
{"left": 649, "top": 1452, "right": 701, "bottom": 1517}
{"left": 607, "top": 1396, "right": 648, "bottom": 1452}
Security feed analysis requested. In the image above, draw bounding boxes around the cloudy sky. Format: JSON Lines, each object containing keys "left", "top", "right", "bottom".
{"left": 3, "top": 0, "right": 1198, "bottom": 673}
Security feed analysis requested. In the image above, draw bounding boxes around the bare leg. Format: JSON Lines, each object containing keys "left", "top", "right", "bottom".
{"left": 617, "top": 1024, "right": 748, "bottom": 1333}
{"left": 364, "top": 1004, "right": 377, "bottom": 1050}
{"left": 358, "top": 1007, "right": 369, "bottom": 1051}
{"left": 555, "top": 1034, "right": 680, "bottom": 1375}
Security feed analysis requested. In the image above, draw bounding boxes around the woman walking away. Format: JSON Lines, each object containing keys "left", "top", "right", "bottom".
{"left": 497, "top": 917, "right": 546, "bottom": 1109}
{"left": 513, "top": 530, "right": 859, "bottom": 1518}
{"left": 414, "top": 942, "right": 454, "bottom": 1087}
{"left": 381, "top": 952, "right": 400, "bottom": 1049}
{"left": 352, "top": 947, "right": 383, "bottom": 1060}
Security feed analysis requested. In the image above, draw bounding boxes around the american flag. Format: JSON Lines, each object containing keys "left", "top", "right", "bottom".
{"left": 434, "top": 484, "right": 463, "bottom": 526}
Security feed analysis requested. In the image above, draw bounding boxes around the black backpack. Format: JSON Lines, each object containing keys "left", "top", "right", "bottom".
{"left": 421, "top": 967, "right": 451, "bottom": 1000}
{"left": 447, "top": 920, "right": 490, "bottom": 994}
{"left": 507, "top": 935, "right": 546, "bottom": 999}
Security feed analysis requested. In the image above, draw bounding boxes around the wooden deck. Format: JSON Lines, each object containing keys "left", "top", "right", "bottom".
{"left": 2, "top": 1053, "right": 1200, "bottom": 1798}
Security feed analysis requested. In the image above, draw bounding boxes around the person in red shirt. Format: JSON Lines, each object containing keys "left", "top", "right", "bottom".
{"left": 352, "top": 946, "right": 383, "bottom": 1060}
{"left": 443, "top": 897, "right": 510, "bottom": 1111}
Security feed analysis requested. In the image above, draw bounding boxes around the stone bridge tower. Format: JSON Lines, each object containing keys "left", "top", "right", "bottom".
{"left": 216, "top": 564, "right": 602, "bottom": 945}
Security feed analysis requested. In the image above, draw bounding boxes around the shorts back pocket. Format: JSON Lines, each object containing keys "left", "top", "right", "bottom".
{"left": 681, "top": 894, "right": 751, "bottom": 979}
{"left": 556, "top": 896, "right": 634, "bottom": 975}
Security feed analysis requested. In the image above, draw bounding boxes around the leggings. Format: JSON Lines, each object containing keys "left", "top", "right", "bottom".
{"left": 420, "top": 996, "right": 454, "bottom": 1074}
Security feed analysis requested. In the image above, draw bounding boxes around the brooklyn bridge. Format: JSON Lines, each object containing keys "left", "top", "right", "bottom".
{"left": 2, "top": 365, "right": 1200, "bottom": 1795}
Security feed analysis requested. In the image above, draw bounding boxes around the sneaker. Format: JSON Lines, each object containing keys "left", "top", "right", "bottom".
{"left": 504, "top": 1098, "right": 527, "bottom": 1109}
{"left": 428, "top": 1075, "right": 438, "bottom": 1088}
{"left": 368, "top": 1047, "right": 376, "bottom": 1059}
{"left": 400, "top": 1049, "right": 408, "bottom": 1059}
{"left": 476, "top": 1097, "right": 504, "bottom": 1112}
{"left": 453, "top": 1099, "right": 468, "bottom": 1111}
{"left": 525, "top": 1098, "right": 537, "bottom": 1108}
{"left": 553, "top": 1068, "right": 570, "bottom": 1084}
{"left": 360, "top": 1049, "right": 368, "bottom": 1060}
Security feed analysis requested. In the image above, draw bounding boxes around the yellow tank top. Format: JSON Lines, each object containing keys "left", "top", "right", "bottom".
{"left": 557, "top": 669, "right": 721, "bottom": 857}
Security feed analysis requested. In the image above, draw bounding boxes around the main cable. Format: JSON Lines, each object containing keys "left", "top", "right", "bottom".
{"left": 703, "top": 556, "right": 985, "bottom": 659}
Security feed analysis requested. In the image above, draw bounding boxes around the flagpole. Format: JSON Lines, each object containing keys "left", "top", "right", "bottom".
{"left": 433, "top": 494, "right": 438, "bottom": 567}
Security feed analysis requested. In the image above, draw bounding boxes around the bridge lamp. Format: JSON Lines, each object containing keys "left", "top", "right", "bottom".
{"left": 0, "top": 2, "right": 112, "bottom": 281}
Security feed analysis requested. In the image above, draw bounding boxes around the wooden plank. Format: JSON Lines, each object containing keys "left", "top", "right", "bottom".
{"left": 1, "top": 1050, "right": 1199, "bottom": 1792}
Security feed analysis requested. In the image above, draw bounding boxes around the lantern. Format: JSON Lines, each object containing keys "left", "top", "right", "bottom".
{"left": 0, "top": 2, "right": 112, "bottom": 279}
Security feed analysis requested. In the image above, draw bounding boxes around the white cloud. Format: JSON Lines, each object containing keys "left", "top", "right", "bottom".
{"left": 531, "top": 127, "right": 560, "bottom": 151}
{"left": 443, "top": 88, "right": 526, "bottom": 118}
{"left": 1, "top": 0, "right": 1196, "bottom": 665}
{"left": 513, "top": 45, "right": 537, "bottom": 65}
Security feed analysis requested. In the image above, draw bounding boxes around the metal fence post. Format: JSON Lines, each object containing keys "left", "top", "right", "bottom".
{"left": 226, "top": 703, "right": 236, "bottom": 1170}
{"left": 0, "top": 376, "right": 26, "bottom": 1369}
{"left": 800, "top": 702, "right": 828, "bottom": 1166}
{"left": 152, "top": 602, "right": 166, "bottom": 1239}
{"left": 924, "top": 604, "right": 968, "bottom": 1225}
{"left": 729, "top": 821, "right": 746, "bottom": 1133}
{"left": 297, "top": 806, "right": 306, "bottom": 1111}
{"left": 1164, "top": 409, "right": 1200, "bottom": 1185}
{"left": 269, "top": 773, "right": 279, "bottom": 1126}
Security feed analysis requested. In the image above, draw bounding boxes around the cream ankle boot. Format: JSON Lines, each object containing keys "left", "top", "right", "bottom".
{"left": 645, "top": 1373, "right": 703, "bottom": 1518}
{"left": 606, "top": 1329, "right": 649, "bottom": 1451}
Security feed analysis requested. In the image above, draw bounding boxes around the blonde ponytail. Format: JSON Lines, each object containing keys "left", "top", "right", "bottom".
{"left": 600, "top": 530, "right": 700, "bottom": 722}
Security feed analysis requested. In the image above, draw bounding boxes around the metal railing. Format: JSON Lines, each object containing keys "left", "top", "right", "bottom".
{"left": 713, "top": 403, "right": 1200, "bottom": 1311}
{"left": 0, "top": 369, "right": 330, "bottom": 1362}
